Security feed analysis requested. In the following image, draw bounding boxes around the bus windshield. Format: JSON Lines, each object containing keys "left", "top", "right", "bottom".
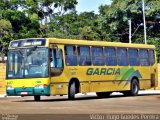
{"left": 6, "top": 47, "right": 49, "bottom": 79}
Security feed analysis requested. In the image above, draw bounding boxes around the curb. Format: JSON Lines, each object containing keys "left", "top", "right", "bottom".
{"left": 0, "top": 94, "right": 7, "bottom": 98}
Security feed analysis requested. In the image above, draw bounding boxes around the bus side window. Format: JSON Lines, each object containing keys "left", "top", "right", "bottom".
{"left": 50, "top": 48, "right": 63, "bottom": 68}
{"left": 92, "top": 47, "right": 105, "bottom": 66}
{"left": 65, "top": 45, "right": 77, "bottom": 66}
{"left": 104, "top": 47, "right": 117, "bottom": 66}
{"left": 78, "top": 46, "right": 91, "bottom": 66}
{"left": 117, "top": 48, "right": 128, "bottom": 66}
{"left": 50, "top": 48, "right": 64, "bottom": 76}
{"left": 50, "top": 49, "right": 55, "bottom": 67}
{"left": 139, "top": 49, "right": 149, "bottom": 66}
{"left": 56, "top": 49, "right": 63, "bottom": 68}
{"left": 128, "top": 48, "right": 139, "bottom": 66}
{"left": 149, "top": 49, "right": 155, "bottom": 65}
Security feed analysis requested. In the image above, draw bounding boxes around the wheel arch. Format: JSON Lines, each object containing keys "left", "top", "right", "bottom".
{"left": 131, "top": 76, "right": 139, "bottom": 84}
{"left": 68, "top": 78, "right": 80, "bottom": 93}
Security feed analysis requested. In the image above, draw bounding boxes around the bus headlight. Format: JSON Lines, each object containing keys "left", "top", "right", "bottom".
{"left": 35, "top": 84, "right": 47, "bottom": 89}
{"left": 7, "top": 86, "right": 14, "bottom": 90}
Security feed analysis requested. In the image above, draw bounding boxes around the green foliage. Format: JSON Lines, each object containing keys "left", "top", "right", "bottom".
{"left": 0, "top": 19, "right": 12, "bottom": 47}
{"left": 47, "top": 11, "right": 99, "bottom": 40}
{"left": 0, "top": 0, "right": 77, "bottom": 48}
{"left": 98, "top": 0, "right": 160, "bottom": 61}
{"left": 0, "top": 0, "right": 160, "bottom": 61}
{"left": 0, "top": 19, "right": 12, "bottom": 32}
{"left": 148, "top": 38, "right": 160, "bottom": 62}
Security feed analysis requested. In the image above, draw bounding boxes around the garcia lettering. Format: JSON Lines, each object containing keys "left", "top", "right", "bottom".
{"left": 86, "top": 68, "right": 120, "bottom": 75}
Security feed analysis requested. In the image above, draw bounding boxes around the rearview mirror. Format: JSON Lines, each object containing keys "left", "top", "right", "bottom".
{"left": 50, "top": 68, "right": 62, "bottom": 76}
{"left": 2, "top": 47, "right": 8, "bottom": 53}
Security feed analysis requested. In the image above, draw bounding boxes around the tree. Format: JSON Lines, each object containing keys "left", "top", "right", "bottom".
{"left": 47, "top": 11, "right": 99, "bottom": 40}
{"left": 0, "top": 0, "right": 160, "bottom": 61}
{"left": 0, "top": 19, "right": 12, "bottom": 48}
{"left": 98, "top": 0, "right": 160, "bottom": 43}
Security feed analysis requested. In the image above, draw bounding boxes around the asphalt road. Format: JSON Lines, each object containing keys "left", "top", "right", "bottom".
{"left": 0, "top": 91, "right": 160, "bottom": 120}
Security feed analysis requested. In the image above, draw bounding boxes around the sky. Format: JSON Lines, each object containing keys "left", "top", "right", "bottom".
{"left": 76, "top": 0, "right": 112, "bottom": 14}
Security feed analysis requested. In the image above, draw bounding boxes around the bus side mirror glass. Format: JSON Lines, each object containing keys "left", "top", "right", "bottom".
{"left": 50, "top": 68, "right": 61, "bottom": 76}
{"left": 2, "top": 47, "right": 8, "bottom": 55}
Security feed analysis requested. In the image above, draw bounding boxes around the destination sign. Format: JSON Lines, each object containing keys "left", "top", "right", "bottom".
{"left": 9, "top": 39, "right": 46, "bottom": 48}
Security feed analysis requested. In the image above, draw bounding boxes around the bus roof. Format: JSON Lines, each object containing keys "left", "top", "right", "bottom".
{"left": 47, "top": 38, "right": 155, "bottom": 49}
{"left": 9, "top": 38, "right": 155, "bottom": 49}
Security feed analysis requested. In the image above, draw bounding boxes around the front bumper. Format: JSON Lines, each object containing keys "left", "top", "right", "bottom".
{"left": 7, "top": 86, "right": 50, "bottom": 96}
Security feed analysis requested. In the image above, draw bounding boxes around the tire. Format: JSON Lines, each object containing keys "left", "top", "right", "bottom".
{"left": 123, "top": 79, "right": 139, "bottom": 96}
{"left": 34, "top": 95, "right": 40, "bottom": 101}
{"left": 122, "top": 91, "right": 130, "bottom": 96}
{"left": 96, "top": 92, "right": 111, "bottom": 98}
{"left": 68, "top": 82, "right": 76, "bottom": 100}
{"left": 130, "top": 79, "right": 139, "bottom": 96}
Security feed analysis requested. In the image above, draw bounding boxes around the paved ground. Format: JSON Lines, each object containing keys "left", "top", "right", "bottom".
{"left": 0, "top": 91, "right": 160, "bottom": 120}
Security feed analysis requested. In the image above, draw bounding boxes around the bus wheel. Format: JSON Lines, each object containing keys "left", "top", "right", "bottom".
{"left": 96, "top": 92, "right": 111, "bottom": 98}
{"left": 123, "top": 79, "right": 139, "bottom": 96}
{"left": 130, "top": 79, "right": 139, "bottom": 96}
{"left": 123, "top": 91, "right": 130, "bottom": 96}
{"left": 34, "top": 95, "right": 41, "bottom": 101}
{"left": 68, "top": 81, "right": 76, "bottom": 100}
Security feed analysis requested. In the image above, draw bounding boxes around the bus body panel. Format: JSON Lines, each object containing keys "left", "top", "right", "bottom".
{"left": 50, "top": 65, "right": 156, "bottom": 95}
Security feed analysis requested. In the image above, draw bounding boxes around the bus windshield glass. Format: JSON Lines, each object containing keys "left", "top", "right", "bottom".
{"left": 6, "top": 47, "right": 49, "bottom": 79}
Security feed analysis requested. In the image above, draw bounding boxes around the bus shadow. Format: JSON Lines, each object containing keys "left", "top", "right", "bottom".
{"left": 13, "top": 93, "right": 160, "bottom": 102}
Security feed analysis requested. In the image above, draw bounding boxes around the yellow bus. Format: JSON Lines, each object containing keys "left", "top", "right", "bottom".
{"left": 6, "top": 38, "right": 158, "bottom": 101}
